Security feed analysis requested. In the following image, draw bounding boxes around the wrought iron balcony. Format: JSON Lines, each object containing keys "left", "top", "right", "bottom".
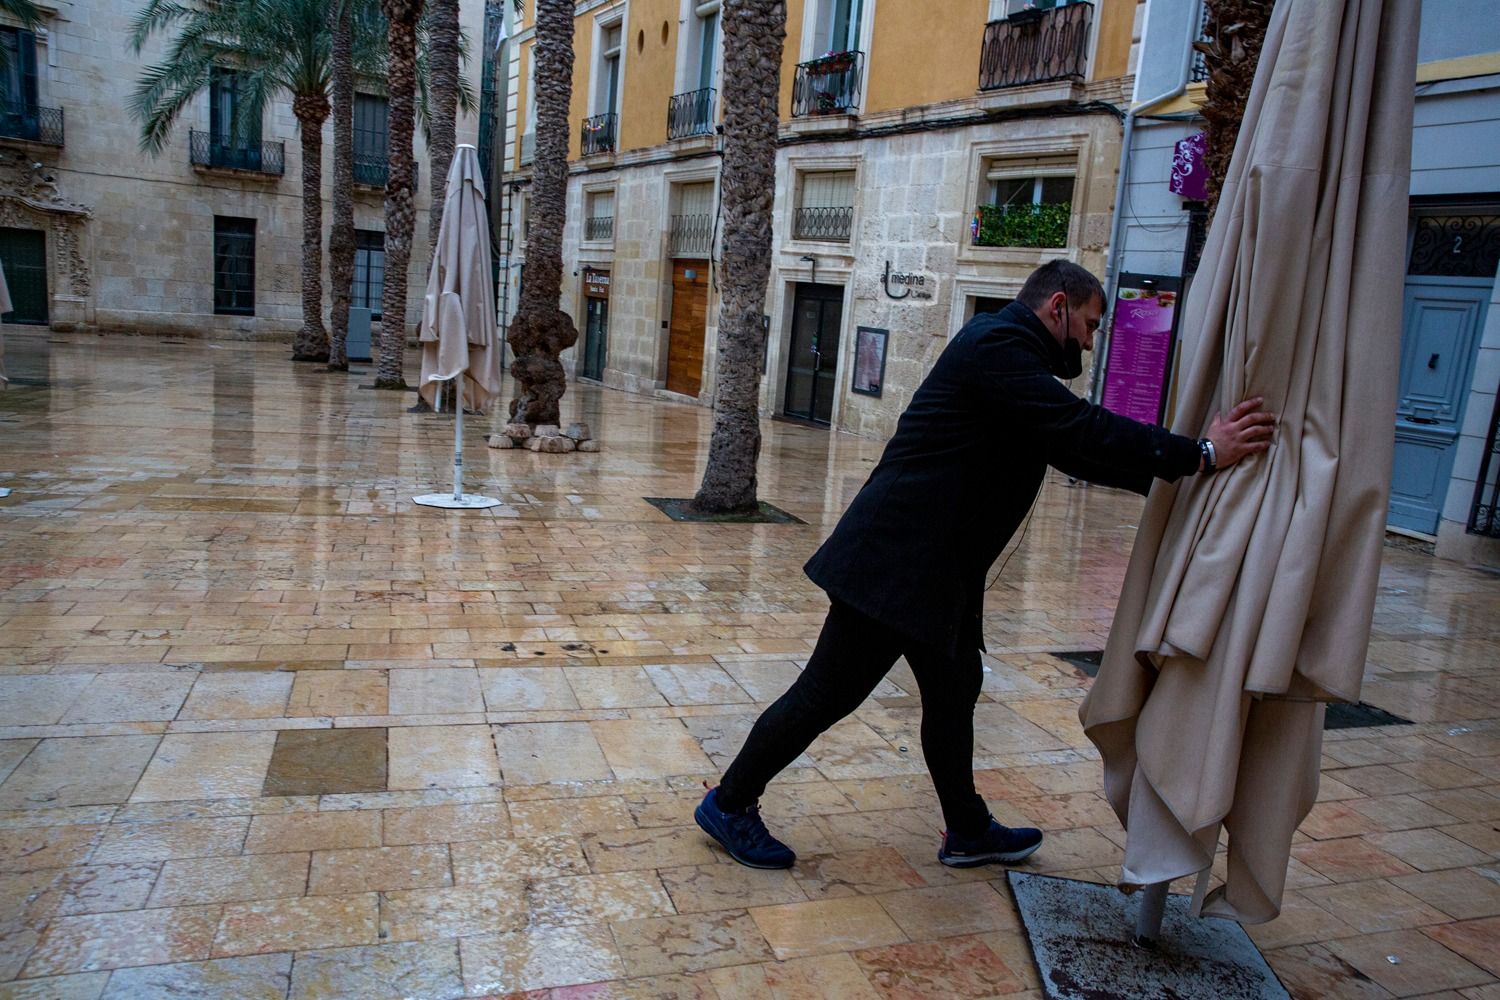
{"left": 668, "top": 213, "right": 712, "bottom": 257}
{"left": 978, "top": 2, "right": 1092, "bottom": 92}
{"left": 581, "top": 112, "right": 617, "bottom": 156}
{"left": 1470, "top": 392, "right": 1500, "bottom": 538}
{"left": 0, "top": 102, "right": 63, "bottom": 146}
{"left": 792, "top": 50, "right": 863, "bottom": 118}
{"left": 585, "top": 215, "right": 614, "bottom": 241}
{"left": 190, "top": 130, "right": 284, "bottom": 175}
{"left": 794, "top": 205, "right": 853, "bottom": 242}
{"left": 667, "top": 87, "right": 716, "bottom": 140}
{"left": 353, "top": 152, "right": 417, "bottom": 190}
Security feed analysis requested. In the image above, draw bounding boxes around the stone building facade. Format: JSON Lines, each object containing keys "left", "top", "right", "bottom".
{"left": 501, "top": 0, "right": 1138, "bottom": 440}
{"left": 0, "top": 0, "right": 486, "bottom": 339}
{"left": 1118, "top": 0, "right": 1500, "bottom": 567}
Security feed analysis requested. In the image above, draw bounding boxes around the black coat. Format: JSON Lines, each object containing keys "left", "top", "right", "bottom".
{"left": 804, "top": 301, "right": 1201, "bottom": 653}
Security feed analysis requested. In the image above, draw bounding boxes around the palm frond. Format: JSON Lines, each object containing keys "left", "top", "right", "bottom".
{"left": 0, "top": 0, "right": 42, "bottom": 29}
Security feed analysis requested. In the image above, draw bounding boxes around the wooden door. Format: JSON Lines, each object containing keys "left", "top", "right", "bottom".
{"left": 666, "top": 259, "right": 708, "bottom": 396}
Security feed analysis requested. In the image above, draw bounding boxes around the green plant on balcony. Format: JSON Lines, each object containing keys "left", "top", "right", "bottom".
{"left": 973, "top": 201, "right": 1070, "bottom": 248}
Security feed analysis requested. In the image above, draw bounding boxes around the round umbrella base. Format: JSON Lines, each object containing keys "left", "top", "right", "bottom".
{"left": 412, "top": 493, "right": 502, "bottom": 509}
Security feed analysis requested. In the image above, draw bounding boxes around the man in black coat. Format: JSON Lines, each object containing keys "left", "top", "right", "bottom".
{"left": 695, "top": 260, "right": 1274, "bottom": 870}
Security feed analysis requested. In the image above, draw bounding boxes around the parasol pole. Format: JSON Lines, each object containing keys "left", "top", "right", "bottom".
{"left": 1132, "top": 881, "right": 1169, "bottom": 947}
{"left": 452, "top": 380, "right": 464, "bottom": 501}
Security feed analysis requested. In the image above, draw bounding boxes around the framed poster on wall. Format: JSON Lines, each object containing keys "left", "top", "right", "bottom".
{"left": 1099, "top": 273, "right": 1182, "bottom": 426}
{"left": 851, "top": 326, "right": 888, "bottom": 397}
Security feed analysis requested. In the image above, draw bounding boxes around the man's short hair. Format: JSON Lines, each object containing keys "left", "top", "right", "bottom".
{"left": 1016, "top": 260, "right": 1105, "bottom": 311}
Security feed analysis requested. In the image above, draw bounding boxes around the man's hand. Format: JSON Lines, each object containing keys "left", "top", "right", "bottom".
{"left": 1206, "top": 397, "right": 1276, "bottom": 470}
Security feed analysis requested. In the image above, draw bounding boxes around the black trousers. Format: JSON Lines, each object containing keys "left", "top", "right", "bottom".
{"left": 718, "top": 600, "right": 991, "bottom": 839}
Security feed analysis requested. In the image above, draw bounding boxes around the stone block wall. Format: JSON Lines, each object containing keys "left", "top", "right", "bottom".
{"left": 3, "top": 0, "right": 487, "bottom": 339}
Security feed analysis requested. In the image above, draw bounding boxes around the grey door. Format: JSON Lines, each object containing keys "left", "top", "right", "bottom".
{"left": 784, "top": 283, "right": 844, "bottom": 425}
{"left": 0, "top": 226, "right": 47, "bottom": 325}
{"left": 1388, "top": 277, "right": 1490, "bottom": 534}
{"left": 582, "top": 296, "right": 607, "bottom": 381}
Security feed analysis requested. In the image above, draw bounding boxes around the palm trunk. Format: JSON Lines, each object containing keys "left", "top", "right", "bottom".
{"left": 426, "top": 0, "right": 459, "bottom": 256}
{"left": 375, "top": 0, "right": 423, "bottom": 390}
{"left": 506, "top": 0, "right": 577, "bottom": 426}
{"left": 692, "top": 0, "right": 785, "bottom": 513}
{"left": 291, "top": 94, "right": 331, "bottom": 362}
{"left": 1197, "top": 0, "right": 1276, "bottom": 216}
{"left": 327, "top": 0, "right": 356, "bottom": 372}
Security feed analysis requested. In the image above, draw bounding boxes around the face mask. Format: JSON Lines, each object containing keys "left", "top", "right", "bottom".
{"left": 1054, "top": 299, "right": 1084, "bottom": 379}
{"left": 1060, "top": 336, "right": 1084, "bottom": 380}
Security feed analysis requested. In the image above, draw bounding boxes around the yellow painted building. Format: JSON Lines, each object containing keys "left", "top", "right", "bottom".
{"left": 502, "top": 0, "right": 1141, "bottom": 438}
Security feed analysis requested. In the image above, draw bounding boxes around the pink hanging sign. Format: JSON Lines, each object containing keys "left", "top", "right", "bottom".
{"left": 1169, "top": 131, "right": 1208, "bottom": 201}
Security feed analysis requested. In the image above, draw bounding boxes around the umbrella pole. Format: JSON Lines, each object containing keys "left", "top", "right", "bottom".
{"left": 1132, "top": 881, "right": 1169, "bottom": 948}
{"left": 452, "top": 381, "right": 463, "bottom": 501}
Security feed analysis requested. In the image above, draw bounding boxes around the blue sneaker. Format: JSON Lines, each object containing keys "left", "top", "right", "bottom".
{"left": 938, "top": 816, "right": 1043, "bottom": 868}
{"left": 694, "top": 786, "right": 796, "bottom": 869}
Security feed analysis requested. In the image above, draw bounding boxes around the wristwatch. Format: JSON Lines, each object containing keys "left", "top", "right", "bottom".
{"left": 1198, "top": 438, "right": 1218, "bottom": 474}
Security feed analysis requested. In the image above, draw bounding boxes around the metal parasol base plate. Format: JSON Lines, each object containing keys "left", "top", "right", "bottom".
{"left": 1007, "top": 872, "right": 1288, "bottom": 1000}
{"left": 412, "top": 493, "right": 502, "bottom": 509}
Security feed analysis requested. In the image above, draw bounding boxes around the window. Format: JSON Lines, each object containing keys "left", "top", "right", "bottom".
{"left": 694, "top": 2, "right": 719, "bottom": 92}
{"left": 521, "top": 44, "right": 536, "bottom": 164}
{"left": 0, "top": 28, "right": 43, "bottom": 143}
{"left": 669, "top": 181, "right": 714, "bottom": 257}
{"left": 973, "top": 157, "right": 1074, "bottom": 249}
{"left": 811, "top": 0, "right": 861, "bottom": 55}
{"left": 585, "top": 189, "right": 615, "bottom": 242}
{"left": 209, "top": 68, "right": 260, "bottom": 149}
{"left": 354, "top": 93, "right": 390, "bottom": 185}
{"left": 213, "top": 216, "right": 256, "bottom": 316}
{"left": 352, "top": 229, "right": 385, "bottom": 317}
{"left": 794, "top": 169, "right": 854, "bottom": 242}
{"left": 990, "top": 0, "right": 1084, "bottom": 18}
{"left": 596, "top": 21, "right": 622, "bottom": 117}
{"left": 0, "top": 28, "right": 38, "bottom": 113}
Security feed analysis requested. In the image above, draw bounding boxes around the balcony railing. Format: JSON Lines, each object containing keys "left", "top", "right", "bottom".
{"left": 667, "top": 87, "right": 716, "bottom": 140}
{"left": 0, "top": 102, "right": 63, "bottom": 146}
{"left": 1189, "top": 2, "right": 1211, "bottom": 83}
{"left": 581, "top": 112, "right": 617, "bottom": 156}
{"left": 668, "top": 213, "right": 712, "bottom": 257}
{"left": 791, "top": 51, "right": 863, "bottom": 117}
{"left": 794, "top": 205, "right": 853, "bottom": 242}
{"left": 979, "top": 2, "right": 1093, "bottom": 92}
{"left": 1469, "top": 391, "right": 1500, "bottom": 538}
{"left": 189, "top": 130, "right": 285, "bottom": 175}
{"left": 353, "top": 153, "right": 417, "bottom": 190}
{"left": 585, "top": 215, "right": 614, "bottom": 241}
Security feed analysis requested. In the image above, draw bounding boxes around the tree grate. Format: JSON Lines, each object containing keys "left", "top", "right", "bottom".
{"left": 644, "top": 497, "right": 805, "bottom": 524}
{"left": 1053, "top": 650, "right": 1414, "bottom": 729}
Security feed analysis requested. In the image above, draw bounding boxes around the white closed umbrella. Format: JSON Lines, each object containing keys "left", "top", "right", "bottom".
{"left": 1081, "top": 0, "right": 1420, "bottom": 925}
{"left": 413, "top": 145, "right": 503, "bottom": 510}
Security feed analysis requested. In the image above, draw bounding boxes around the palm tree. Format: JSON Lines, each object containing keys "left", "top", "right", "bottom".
{"left": 506, "top": 0, "right": 577, "bottom": 426}
{"left": 1195, "top": 0, "right": 1276, "bottom": 216}
{"left": 327, "top": 0, "right": 358, "bottom": 372}
{"left": 128, "top": 0, "right": 376, "bottom": 363}
{"left": 692, "top": 0, "right": 785, "bottom": 513}
{"left": 374, "top": 0, "right": 424, "bottom": 391}
{"left": 0, "top": 0, "right": 41, "bottom": 69}
{"left": 425, "top": 0, "right": 459, "bottom": 258}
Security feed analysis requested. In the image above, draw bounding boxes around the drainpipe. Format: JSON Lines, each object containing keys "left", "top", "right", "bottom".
{"left": 1089, "top": 1, "right": 1199, "bottom": 403}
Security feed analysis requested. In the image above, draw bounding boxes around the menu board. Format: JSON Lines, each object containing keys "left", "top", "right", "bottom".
{"left": 1099, "top": 275, "right": 1181, "bottom": 426}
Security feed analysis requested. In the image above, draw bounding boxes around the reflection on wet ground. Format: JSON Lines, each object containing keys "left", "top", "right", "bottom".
{"left": 0, "top": 330, "right": 1497, "bottom": 998}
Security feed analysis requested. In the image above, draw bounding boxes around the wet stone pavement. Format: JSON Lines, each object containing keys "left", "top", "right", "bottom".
{"left": 0, "top": 330, "right": 1498, "bottom": 999}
